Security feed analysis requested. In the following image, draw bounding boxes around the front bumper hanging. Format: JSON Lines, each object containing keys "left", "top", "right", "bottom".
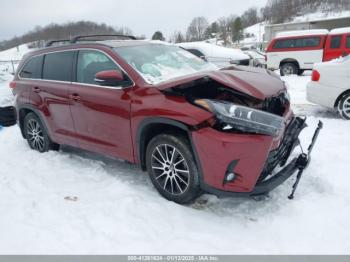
{"left": 251, "top": 120, "right": 323, "bottom": 199}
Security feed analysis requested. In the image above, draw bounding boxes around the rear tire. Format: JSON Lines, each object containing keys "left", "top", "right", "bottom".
{"left": 337, "top": 93, "right": 350, "bottom": 120}
{"left": 280, "top": 63, "right": 298, "bottom": 76}
{"left": 23, "top": 113, "right": 60, "bottom": 152}
{"left": 146, "top": 134, "right": 200, "bottom": 204}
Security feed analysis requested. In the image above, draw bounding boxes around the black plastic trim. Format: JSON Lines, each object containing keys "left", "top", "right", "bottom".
{"left": 136, "top": 117, "right": 206, "bottom": 182}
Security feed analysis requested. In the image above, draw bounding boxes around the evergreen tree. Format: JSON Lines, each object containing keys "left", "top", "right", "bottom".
{"left": 151, "top": 31, "right": 165, "bottom": 41}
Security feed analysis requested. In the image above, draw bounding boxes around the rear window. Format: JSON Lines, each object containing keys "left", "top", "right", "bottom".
{"left": 43, "top": 51, "right": 75, "bottom": 81}
{"left": 330, "top": 36, "right": 342, "bottom": 49}
{"left": 274, "top": 37, "right": 321, "bottom": 49}
{"left": 19, "top": 55, "right": 43, "bottom": 79}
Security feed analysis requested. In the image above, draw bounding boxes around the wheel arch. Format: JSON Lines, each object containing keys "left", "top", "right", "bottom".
{"left": 18, "top": 105, "right": 52, "bottom": 140}
{"left": 334, "top": 89, "right": 350, "bottom": 108}
{"left": 279, "top": 59, "right": 300, "bottom": 69}
{"left": 136, "top": 118, "right": 196, "bottom": 171}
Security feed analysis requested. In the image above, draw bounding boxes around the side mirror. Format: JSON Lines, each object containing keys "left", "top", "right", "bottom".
{"left": 94, "top": 70, "right": 124, "bottom": 86}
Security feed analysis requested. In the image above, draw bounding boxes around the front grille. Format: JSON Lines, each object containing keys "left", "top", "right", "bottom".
{"left": 263, "top": 92, "right": 290, "bottom": 116}
{"left": 257, "top": 117, "right": 306, "bottom": 183}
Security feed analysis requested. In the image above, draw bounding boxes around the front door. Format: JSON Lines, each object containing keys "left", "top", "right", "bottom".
{"left": 68, "top": 49, "right": 134, "bottom": 162}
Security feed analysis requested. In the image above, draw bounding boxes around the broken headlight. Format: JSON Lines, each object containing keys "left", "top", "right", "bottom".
{"left": 195, "top": 99, "right": 285, "bottom": 137}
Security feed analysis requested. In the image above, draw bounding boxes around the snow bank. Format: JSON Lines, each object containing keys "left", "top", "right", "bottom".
{"left": 0, "top": 44, "right": 30, "bottom": 61}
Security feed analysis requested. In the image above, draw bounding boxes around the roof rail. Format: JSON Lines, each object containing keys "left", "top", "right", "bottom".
{"left": 70, "top": 34, "right": 137, "bottom": 43}
{"left": 45, "top": 39, "right": 71, "bottom": 47}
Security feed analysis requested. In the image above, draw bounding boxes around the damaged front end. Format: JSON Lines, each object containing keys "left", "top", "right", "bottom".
{"left": 161, "top": 74, "right": 322, "bottom": 199}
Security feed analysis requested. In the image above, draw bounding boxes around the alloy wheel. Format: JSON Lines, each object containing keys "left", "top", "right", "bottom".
{"left": 340, "top": 95, "right": 350, "bottom": 119}
{"left": 151, "top": 144, "right": 190, "bottom": 195}
{"left": 26, "top": 119, "right": 45, "bottom": 151}
{"left": 282, "top": 65, "right": 294, "bottom": 75}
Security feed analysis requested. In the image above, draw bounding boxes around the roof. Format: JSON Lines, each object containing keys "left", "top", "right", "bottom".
{"left": 330, "top": 27, "right": 350, "bottom": 35}
{"left": 275, "top": 29, "right": 329, "bottom": 38}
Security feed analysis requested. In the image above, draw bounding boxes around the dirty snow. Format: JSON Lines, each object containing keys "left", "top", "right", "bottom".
{"left": 0, "top": 68, "right": 350, "bottom": 254}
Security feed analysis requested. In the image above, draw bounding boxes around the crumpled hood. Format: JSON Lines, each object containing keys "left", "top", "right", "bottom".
{"left": 154, "top": 67, "right": 286, "bottom": 100}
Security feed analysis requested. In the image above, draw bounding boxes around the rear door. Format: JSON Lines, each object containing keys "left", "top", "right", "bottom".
{"left": 68, "top": 49, "right": 134, "bottom": 161}
{"left": 30, "top": 50, "right": 77, "bottom": 146}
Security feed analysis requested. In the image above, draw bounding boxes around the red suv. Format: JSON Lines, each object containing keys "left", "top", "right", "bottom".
{"left": 11, "top": 35, "right": 320, "bottom": 204}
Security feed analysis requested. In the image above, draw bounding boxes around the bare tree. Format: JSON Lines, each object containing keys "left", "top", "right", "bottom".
{"left": 170, "top": 31, "right": 186, "bottom": 43}
{"left": 186, "top": 17, "right": 209, "bottom": 42}
{"left": 241, "top": 7, "right": 259, "bottom": 28}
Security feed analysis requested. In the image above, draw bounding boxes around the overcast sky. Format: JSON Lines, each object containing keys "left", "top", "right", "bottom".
{"left": 0, "top": 0, "right": 267, "bottom": 41}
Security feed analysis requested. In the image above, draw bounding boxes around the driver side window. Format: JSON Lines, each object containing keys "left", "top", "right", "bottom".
{"left": 77, "top": 50, "right": 125, "bottom": 86}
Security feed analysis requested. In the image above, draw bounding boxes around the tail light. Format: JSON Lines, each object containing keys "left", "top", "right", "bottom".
{"left": 311, "top": 70, "right": 320, "bottom": 82}
{"left": 311, "top": 70, "right": 320, "bottom": 81}
{"left": 9, "top": 81, "right": 16, "bottom": 89}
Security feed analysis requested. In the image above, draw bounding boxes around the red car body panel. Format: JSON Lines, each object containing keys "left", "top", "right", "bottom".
{"left": 13, "top": 42, "right": 295, "bottom": 195}
{"left": 68, "top": 83, "right": 134, "bottom": 162}
{"left": 323, "top": 33, "right": 350, "bottom": 61}
{"left": 154, "top": 69, "right": 286, "bottom": 100}
{"left": 28, "top": 80, "right": 78, "bottom": 147}
{"left": 192, "top": 128, "right": 274, "bottom": 192}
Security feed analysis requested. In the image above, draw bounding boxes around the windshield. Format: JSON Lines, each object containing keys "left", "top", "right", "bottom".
{"left": 114, "top": 44, "right": 218, "bottom": 84}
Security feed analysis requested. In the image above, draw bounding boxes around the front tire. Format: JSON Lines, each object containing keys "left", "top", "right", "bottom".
{"left": 337, "top": 93, "right": 350, "bottom": 120}
{"left": 280, "top": 63, "right": 298, "bottom": 76}
{"left": 146, "top": 134, "right": 200, "bottom": 204}
{"left": 23, "top": 113, "right": 59, "bottom": 152}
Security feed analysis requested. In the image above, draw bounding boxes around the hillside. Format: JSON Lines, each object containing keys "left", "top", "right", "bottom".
{"left": 0, "top": 21, "right": 132, "bottom": 51}
{"left": 242, "top": 9, "right": 350, "bottom": 45}
{"left": 262, "top": 0, "right": 350, "bottom": 24}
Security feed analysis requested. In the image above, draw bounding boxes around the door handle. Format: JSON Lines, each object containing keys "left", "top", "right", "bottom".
{"left": 70, "top": 94, "right": 81, "bottom": 102}
{"left": 33, "top": 87, "right": 41, "bottom": 93}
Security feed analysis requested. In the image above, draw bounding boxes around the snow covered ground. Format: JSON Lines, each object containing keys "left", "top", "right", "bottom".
{"left": 0, "top": 44, "right": 31, "bottom": 74}
{"left": 0, "top": 70, "right": 350, "bottom": 254}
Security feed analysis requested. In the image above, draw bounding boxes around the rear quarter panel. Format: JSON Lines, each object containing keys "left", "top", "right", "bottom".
{"left": 313, "top": 61, "right": 350, "bottom": 106}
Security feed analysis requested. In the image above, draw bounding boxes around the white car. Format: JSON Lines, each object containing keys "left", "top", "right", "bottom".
{"left": 176, "top": 42, "right": 250, "bottom": 68}
{"left": 307, "top": 55, "right": 350, "bottom": 119}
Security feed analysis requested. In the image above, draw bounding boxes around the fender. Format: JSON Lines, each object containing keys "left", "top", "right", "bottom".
{"left": 136, "top": 117, "right": 209, "bottom": 185}
{"left": 16, "top": 104, "right": 54, "bottom": 141}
